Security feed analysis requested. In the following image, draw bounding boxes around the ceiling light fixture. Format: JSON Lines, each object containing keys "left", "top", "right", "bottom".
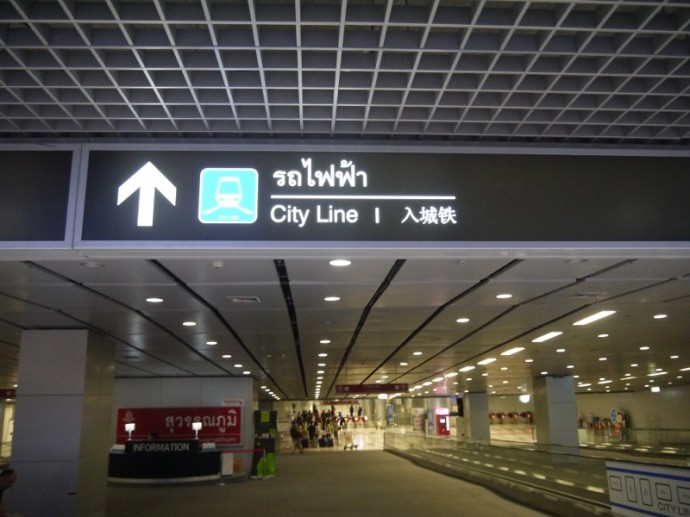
{"left": 456, "top": 317, "right": 470, "bottom": 323}
{"left": 329, "top": 259, "right": 351, "bottom": 267}
{"left": 324, "top": 296, "right": 340, "bottom": 302}
{"left": 412, "top": 351, "right": 423, "bottom": 356}
{"left": 500, "top": 347, "right": 524, "bottom": 356}
{"left": 572, "top": 310, "right": 615, "bottom": 326}
{"left": 146, "top": 297, "right": 163, "bottom": 303}
{"left": 477, "top": 358, "right": 496, "bottom": 366}
{"left": 496, "top": 293, "right": 513, "bottom": 299}
{"left": 182, "top": 321, "right": 196, "bottom": 327}
{"left": 532, "top": 331, "right": 563, "bottom": 343}
{"left": 653, "top": 314, "right": 667, "bottom": 319}
{"left": 459, "top": 366, "right": 475, "bottom": 372}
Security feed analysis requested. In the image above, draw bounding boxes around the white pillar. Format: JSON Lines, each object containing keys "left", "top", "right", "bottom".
{"left": 9, "top": 330, "right": 115, "bottom": 517}
{"left": 463, "top": 392, "right": 490, "bottom": 441}
{"left": 532, "top": 375, "right": 578, "bottom": 447}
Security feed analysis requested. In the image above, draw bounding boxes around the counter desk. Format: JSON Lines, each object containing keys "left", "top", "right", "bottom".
{"left": 108, "top": 440, "right": 221, "bottom": 484}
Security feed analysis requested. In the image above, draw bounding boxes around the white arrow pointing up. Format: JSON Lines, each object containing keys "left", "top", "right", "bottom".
{"left": 117, "top": 161, "right": 177, "bottom": 227}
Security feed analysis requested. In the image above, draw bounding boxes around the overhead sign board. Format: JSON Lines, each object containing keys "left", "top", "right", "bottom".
{"left": 0, "top": 150, "right": 73, "bottom": 244}
{"left": 77, "top": 149, "right": 690, "bottom": 245}
{"left": 336, "top": 383, "right": 409, "bottom": 394}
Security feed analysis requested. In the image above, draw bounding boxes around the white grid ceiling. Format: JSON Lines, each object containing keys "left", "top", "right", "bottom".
{"left": 0, "top": 0, "right": 689, "bottom": 144}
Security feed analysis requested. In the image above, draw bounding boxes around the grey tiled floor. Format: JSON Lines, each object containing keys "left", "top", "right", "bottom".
{"left": 107, "top": 449, "right": 551, "bottom": 516}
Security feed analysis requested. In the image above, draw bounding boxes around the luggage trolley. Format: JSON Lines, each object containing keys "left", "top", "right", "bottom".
{"left": 343, "top": 430, "right": 358, "bottom": 450}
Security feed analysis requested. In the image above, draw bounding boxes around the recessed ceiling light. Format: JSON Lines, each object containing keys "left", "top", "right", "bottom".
{"left": 206, "top": 341, "right": 217, "bottom": 345}
{"left": 567, "top": 365, "right": 575, "bottom": 369}
{"left": 501, "top": 347, "right": 524, "bottom": 356}
{"left": 445, "top": 372, "right": 458, "bottom": 378}
{"left": 234, "top": 364, "right": 243, "bottom": 368}
{"left": 146, "top": 297, "right": 164, "bottom": 303}
{"left": 653, "top": 314, "right": 667, "bottom": 319}
{"left": 540, "top": 371, "right": 548, "bottom": 375}
{"left": 477, "top": 358, "right": 496, "bottom": 366}
{"left": 525, "top": 359, "right": 533, "bottom": 363}
{"left": 400, "top": 362, "right": 408, "bottom": 366}
{"left": 228, "top": 296, "right": 261, "bottom": 304}
{"left": 324, "top": 296, "right": 340, "bottom": 302}
{"left": 318, "top": 353, "right": 328, "bottom": 357}
{"left": 433, "top": 377, "right": 444, "bottom": 382}
{"left": 329, "top": 259, "right": 351, "bottom": 267}
{"left": 456, "top": 317, "right": 470, "bottom": 323}
{"left": 242, "top": 371, "right": 251, "bottom": 375}
{"left": 598, "top": 334, "right": 609, "bottom": 338}
{"left": 459, "top": 366, "right": 475, "bottom": 372}
{"left": 182, "top": 321, "right": 196, "bottom": 327}
{"left": 532, "top": 331, "right": 563, "bottom": 343}
{"left": 318, "top": 363, "right": 326, "bottom": 367}
{"left": 496, "top": 293, "right": 513, "bottom": 299}
{"left": 572, "top": 310, "right": 615, "bottom": 326}
{"left": 556, "top": 348, "right": 566, "bottom": 353}
{"left": 670, "top": 355, "right": 679, "bottom": 359}
{"left": 640, "top": 346, "right": 650, "bottom": 351}
{"left": 599, "top": 357, "right": 607, "bottom": 361}
{"left": 80, "top": 261, "right": 104, "bottom": 268}
{"left": 222, "top": 354, "right": 232, "bottom": 359}
{"left": 412, "top": 351, "right": 423, "bottom": 356}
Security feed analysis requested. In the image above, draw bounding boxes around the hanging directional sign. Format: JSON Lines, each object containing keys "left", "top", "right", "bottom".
{"left": 77, "top": 148, "right": 690, "bottom": 245}
{"left": 116, "top": 161, "right": 177, "bottom": 227}
{"left": 336, "top": 384, "right": 409, "bottom": 394}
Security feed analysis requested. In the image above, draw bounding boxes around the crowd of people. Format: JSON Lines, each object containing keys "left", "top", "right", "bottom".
{"left": 288, "top": 404, "right": 364, "bottom": 453}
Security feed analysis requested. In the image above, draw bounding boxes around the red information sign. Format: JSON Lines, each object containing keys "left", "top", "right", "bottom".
{"left": 116, "top": 406, "right": 242, "bottom": 444}
{"left": 335, "top": 384, "right": 409, "bottom": 394}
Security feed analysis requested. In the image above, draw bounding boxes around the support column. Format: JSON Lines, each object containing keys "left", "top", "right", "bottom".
{"left": 463, "top": 392, "right": 490, "bottom": 441}
{"left": 9, "top": 330, "right": 115, "bottom": 517}
{"left": 532, "top": 375, "right": 578, "bottom": 447}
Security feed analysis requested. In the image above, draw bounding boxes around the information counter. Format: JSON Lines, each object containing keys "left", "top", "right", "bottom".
{"left": 108, "top": 440, "right": 221, "bottom": 484}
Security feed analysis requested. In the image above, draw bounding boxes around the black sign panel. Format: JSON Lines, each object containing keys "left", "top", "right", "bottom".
{"left": 79, "top": 150, "right": 690, "bottom": 243}
{"left": 0, "top": 150, "right": 73, "bottom": 242}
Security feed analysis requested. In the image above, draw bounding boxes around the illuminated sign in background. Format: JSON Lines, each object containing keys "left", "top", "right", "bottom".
{"left": 80, "top": 150, "right": 690, "bottom": 243}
